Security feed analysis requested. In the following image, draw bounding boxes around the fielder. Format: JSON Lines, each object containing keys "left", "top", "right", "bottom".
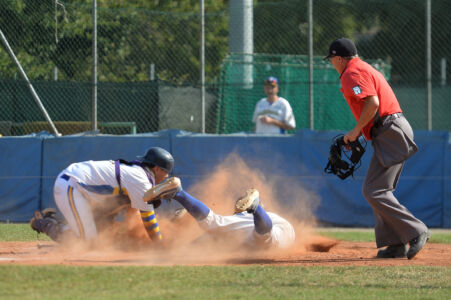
{"left": 143, "top": 178, "right": 295, "bottom": 250}
{"left": 30, "top": 147, "right": 174, "bottom": 245}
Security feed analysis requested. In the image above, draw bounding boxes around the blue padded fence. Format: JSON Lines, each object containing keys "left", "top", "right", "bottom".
{"left": 0, "top": 129, "right": 450, "bottom": 228}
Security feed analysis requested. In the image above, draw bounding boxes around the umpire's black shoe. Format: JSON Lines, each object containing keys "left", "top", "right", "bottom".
{"left": 377, "top": 244, "right": 408, "bottom": 258}
{"left": 407, "top": 230, "right": 431, "bottom": 260}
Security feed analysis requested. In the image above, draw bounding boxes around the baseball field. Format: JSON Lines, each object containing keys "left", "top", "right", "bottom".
{"left": 1, "top": 224, "right": 450, "bottom": 299}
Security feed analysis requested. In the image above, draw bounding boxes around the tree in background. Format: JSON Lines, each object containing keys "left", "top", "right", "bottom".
{"left": 0, "top": 0, "right": 229, "bottom": 84}
{"left": 0, "top": 0, "right": 449, "bottom": 85}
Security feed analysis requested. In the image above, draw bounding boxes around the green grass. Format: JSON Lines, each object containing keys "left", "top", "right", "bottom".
{"left": 0, "top": 223, "right": 51, "bottom": 241}
{"left": 1, "top": 224, "right": 450, "bottom": 299}
{"left": 316, "top": 228, "right": 451, "bottom": 244}
{"left": 0, "top": 265, "right": 449, "bottom": 299}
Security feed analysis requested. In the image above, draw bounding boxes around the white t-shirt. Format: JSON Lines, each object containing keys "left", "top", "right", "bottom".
{"left": 252, "top": 97, "right": 296, "bottom": 134}
{"left": 63, "top": 160, "right": 155, "bottom": 212}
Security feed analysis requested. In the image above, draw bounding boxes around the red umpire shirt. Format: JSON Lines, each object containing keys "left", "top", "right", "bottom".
{"left": 339, "top": 57, "right": 402, "bottom": 140}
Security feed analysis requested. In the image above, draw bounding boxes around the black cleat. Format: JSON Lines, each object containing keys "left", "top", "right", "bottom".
{"left": 377, "top": 244, "right": 408, "bottom": 258}
{"left": 407, "top": 230, "right": 431, "bottom": 260}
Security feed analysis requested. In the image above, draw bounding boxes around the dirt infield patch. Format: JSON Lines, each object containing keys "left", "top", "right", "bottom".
{"left": 1, "top": 238, "right": 449, "bottom": 267}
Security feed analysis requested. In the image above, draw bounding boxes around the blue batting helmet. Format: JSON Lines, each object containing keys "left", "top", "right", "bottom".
{"left": 137, "top": 147, "right": 174, "bottom": 173}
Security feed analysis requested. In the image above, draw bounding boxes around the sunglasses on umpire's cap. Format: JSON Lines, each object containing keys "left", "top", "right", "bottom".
{"left": 324, "top": 38, "right": 358, "bottom": 60}
{"left": 265, "top": 76, "right": 278, "bottom": 86}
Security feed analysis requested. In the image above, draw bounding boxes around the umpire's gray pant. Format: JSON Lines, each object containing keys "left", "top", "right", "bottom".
{"left": 363, "top": 117, "right": 428, "bottom": 248}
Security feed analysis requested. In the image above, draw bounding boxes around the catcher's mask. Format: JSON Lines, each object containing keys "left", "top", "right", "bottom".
{"left": 324, "top": 135, "right": 366, "bottom": 180}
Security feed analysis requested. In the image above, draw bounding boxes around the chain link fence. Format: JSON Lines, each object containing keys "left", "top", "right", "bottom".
{"left": 314, "top": 0, "right": 451, "bottom": 131}
{"left": 0, "top": 0, "right": 449, "bottom": 136}
{"left": 217, "top": 53, "right": 391, "bottom": 133}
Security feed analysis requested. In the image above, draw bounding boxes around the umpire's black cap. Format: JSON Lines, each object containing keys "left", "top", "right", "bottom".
{"left": 324, "top": 38, "right": 358, "bottom": 60}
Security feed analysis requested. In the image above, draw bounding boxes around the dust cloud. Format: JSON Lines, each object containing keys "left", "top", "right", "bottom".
{"left": 54, "top": 153, "right": 336, "bottom": 265}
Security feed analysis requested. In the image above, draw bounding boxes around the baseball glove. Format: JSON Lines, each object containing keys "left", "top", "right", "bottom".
{"left": 143, "top": 177, "right": 182, "bottom": 209}
{"left": 324, "top": 135, "right": 366, "bottom": 180}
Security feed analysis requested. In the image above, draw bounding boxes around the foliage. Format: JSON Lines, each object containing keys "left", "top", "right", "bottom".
{"left": 0, "top": 0, "right": 229, "bottom": 84}
{"left": 0, "top": 0, "right": 450, "bottom": 85}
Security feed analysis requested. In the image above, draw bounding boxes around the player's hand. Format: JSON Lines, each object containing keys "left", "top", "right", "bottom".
{"left": 344, "top": 129, "right": 360, "bottom": 145}
{"left": 259, "top": 115, "right": 275, "bottom": 125}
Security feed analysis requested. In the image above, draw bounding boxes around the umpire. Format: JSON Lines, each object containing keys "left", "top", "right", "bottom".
{"left": 325, "top": 38, "right": 429, "bottom": 259}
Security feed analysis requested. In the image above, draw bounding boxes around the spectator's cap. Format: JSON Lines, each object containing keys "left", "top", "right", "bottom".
{"left": 265, "top": 76, "right": 278, "bottom": 86}
{"left": 324, "top": 38, "right": 357, "bottom": 60}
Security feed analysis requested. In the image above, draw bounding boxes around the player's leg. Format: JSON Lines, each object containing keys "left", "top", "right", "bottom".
{"left": 235, "top": 188, "right": 272, "bottom": 234}
{"left": 52, "top": 176, "right": 98, "bottom": 241}
{"left": 235, "top": 189, "right": 295, "bottom": 248}
{"left": 173, "top": 189, "right": 210, "bottom": 221}
{"left": 148, "top": 180, "right": 268, "bottom": 238}
{"left": 363, "top": 154, "right": 428, "bottom": 256}
{"left": 173, "top": 190, "right": 254, "bottom": 236}
{"left": 31, "top": 176, "right": 76, "bottom": 242}
{"left": 253, "top": 205, "right": 273, "bottom": 235}
{"left": 260, "top": 215, "right": 296, "bottom": 248}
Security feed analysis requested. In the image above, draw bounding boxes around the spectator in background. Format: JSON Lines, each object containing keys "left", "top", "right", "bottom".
{"left": 252, "top": 76, "right": 296, "bottom": 134}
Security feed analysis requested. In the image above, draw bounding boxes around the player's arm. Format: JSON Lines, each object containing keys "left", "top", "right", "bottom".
{"left": 344, "top": 95, "right": 379, "bottom": 143}
{"left": 122, "top": 173, "right": 163, "bottom": 242}
{"left": 252, "top": 104, "right": 260, "bottom": 133}
{"left": 259, "top": 103, "right": 295, "bottom": 131}
{"left": 261, "top": 117, "right": 294, "bottom": 130}
{"left": 140, "top": 210, "right": 163, "bottom": 241}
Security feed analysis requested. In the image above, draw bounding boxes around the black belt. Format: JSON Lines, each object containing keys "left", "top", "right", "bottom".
{"left": 373, "top": 113, "right": 403, "bottom": 129}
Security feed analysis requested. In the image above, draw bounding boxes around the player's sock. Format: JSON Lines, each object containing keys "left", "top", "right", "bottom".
{"left": 173, "top": 190, "right": 210, "bottom": 221}
{"left": 253, "top": 205, "right": 273, "bottom": 235}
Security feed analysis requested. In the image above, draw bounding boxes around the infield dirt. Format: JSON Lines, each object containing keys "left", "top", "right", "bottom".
{"left": 0, "top": 238, "right": 450, "bottom": 267}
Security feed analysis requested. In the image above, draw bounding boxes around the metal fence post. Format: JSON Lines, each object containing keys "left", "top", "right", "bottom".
{"left": 0, "top": 29, "right": 60, "bottom": 136}
{"left": 426, "top": 0, "right": 432, "bottom": 130}
{"left": 92, "top": 0, "right": 98, "bottom": 132}
{"left": 229, "top": 0, "right": 254, "bottom": 89}
{"left": 200, "top": 0, "right": 205, "bottom": 133}
{"left": 308, "top": 0, "right": 314, "bottom": 130}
